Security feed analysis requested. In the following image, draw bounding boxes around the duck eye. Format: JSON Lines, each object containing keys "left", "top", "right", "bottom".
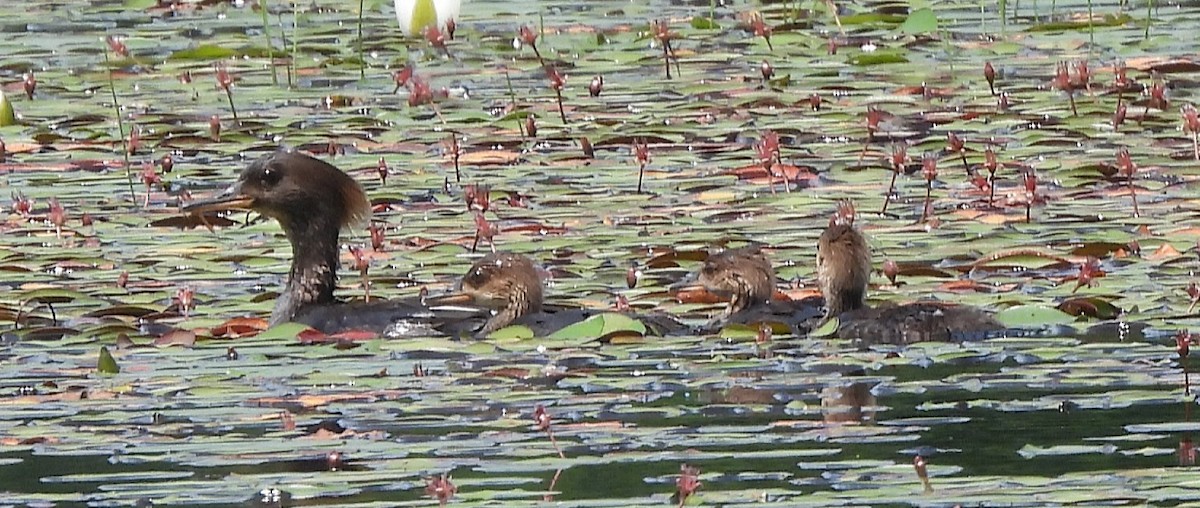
{"left": 260, "top": 167, "right": 282, "bottom": 187}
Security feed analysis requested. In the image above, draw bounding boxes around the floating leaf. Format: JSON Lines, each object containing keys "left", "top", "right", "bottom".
{"left": 255, "top": 322, "right": 315, "bottom": 340}
{"left": 1056, "top": 297, "right": 1121, "bottom": 320}
{"left": 168, "top": 45, "right": 238, "bottom": 61}
{"left": 848, "top": 51, "right": 909, "bottom": 66}
{"left": 546, "top": 313, "right": 646, "bottom": 341}
{"left": 1027, "top": 13, "right": 1132, "bottom": 32}
{"left": 809, "top": 316, "right": 838, "bottom": 338}
{"left": 486, "top": 324, "right": 534, "bottom": 340}
{"left": 899, "top": 8, "right": 938, "bottom": 34}
{"left": 993, "top": 305, "right": 1077, "bottom": 328}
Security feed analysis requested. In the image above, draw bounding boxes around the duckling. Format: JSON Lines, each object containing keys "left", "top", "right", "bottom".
{"left": 683, "top": 245, "right": 824, "bottom": 335}
{"left": 817, "top": 204, "right": 1004, "bottom": 346}
{"left": 458, "top": 251, "right": 689, "bottom": 337}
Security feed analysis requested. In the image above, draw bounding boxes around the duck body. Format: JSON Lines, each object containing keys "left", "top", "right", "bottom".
{"left": 835, "top": 302, "right": 1004, "bottom": 346}
{"left": 290, "top": 298, "right": 487, "bottom": 338}
{"left": 817, "top": 219, "right": 1004, "bottom": 347}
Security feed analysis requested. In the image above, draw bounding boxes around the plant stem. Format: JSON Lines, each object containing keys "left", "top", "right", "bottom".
{"left": 103, "top": 50, "right": 135, "bottom": 205}
{"left": 1145, "top": 0, "right": 1152, "bottom": 40}
{"left": 776, "top": 154, "right": 791, "bottom": 193}
{"left": 999, "top": 0, "right": 1007, "bottom": 34}
{"left": 922, "top": 182, "right": 932, "bottom": 222}
{"left": 352, "top": 0, "right": 362, "bottom": 78}
{"left": 291, "top": 0, "right": 299, "bottom": 88}
{"left": 1087, "top": 0, "right": 1094, "bottom": 47}
{"left": 637, "top": 163, "right": 645, "bottom": 193}
{"left": 544, "top": 428, "right": 564, "bottom": 459}
{"left": 554, "top": 88, "right": 567, "bottom": 124}
{"left": 881, "top": 168, "right": 898, "bottom": 214}
{"left": 505, "top": 70, "right": 517, "bottom": 107}
{"left": 261, "top": 0, "right": 277, "bottom": 85}
{"left": 532, "top": 45, "right": 545, "bottom": 67}
{"left": 224, "top": 88, "right": 239, "bottom": 122}
{"left": 662, "top": 43, "right": 671, "bottom": 79}
{"left": 988, "top": 171, "right": 996, "bottom": 207}
{"left": 1129, "top": 175, "right": 1139, "bottom": 217}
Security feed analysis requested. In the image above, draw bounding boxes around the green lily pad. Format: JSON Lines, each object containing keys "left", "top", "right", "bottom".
{"left": 899, "top": 8, "right": 938, "bottom": 34}
{"left": 254, "top": 322, "right": 314, "bottom": 340}
{"left": 994, "top": 305, "right": 1077, "bottom": 328}
{"left": 546, "top": 313, "right": 646, "bottom": 341}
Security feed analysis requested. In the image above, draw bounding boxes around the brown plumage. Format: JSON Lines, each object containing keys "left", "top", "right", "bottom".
{"left": 695, "top": 246, "right": 777, "bottom": 317}
{"left": 459, "top": 252, "right": 545, "bottom": 335}
{"left": 817, "top": 216, "right": 1003, "bottom": 346}
{"left": 183, "top": 149, "right": 485, "bottom": 336}
{"left": 687, "top": 245, "right": 824, "bottom": 335}
{"left": 457, "top": 251, "right": 689, "bottom": 337}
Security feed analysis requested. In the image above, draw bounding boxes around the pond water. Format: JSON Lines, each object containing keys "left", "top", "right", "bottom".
{"left": 2, "top": 0, "right": 1199, "bottom": 506}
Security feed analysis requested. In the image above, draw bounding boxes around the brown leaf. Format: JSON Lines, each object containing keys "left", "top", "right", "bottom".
{"left": 153, "top": 329, "right": 196, "bottom": 348}
{"left": 211, "top": 317, "right": 269, "bottom": 337}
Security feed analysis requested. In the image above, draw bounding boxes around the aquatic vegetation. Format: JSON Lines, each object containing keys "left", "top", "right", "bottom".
{"left": 0, "top": 0, "right": 1197, "bottom": 506}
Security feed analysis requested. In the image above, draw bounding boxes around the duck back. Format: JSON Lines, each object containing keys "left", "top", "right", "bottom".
{"left": 837, "top": 301, "right": 1004, "bottom": 347}
{"left": 293, "top": 299, "right": 490, "bottom": 338}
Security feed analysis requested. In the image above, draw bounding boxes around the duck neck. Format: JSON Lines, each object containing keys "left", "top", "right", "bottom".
{"left": 728, "top": 284, "right": 767, "bottom": 317}
{"left": 826, "top": 287, "right": 866, "bottom": 317}
{"left": 480, "top": 280, "right": 543, "bottom": 335}
{"left": 271, "top": 216, "right": 342, "bottom": 325}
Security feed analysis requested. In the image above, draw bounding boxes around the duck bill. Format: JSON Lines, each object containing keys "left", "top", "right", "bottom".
{"left": 668, "top": 271, "right": 701, "bottom": 292}
{"left": 426, "top": 292, "right": 477, "bottom": 306}
{"left": 182, "top": 183, "right": 254, "bottom": 214}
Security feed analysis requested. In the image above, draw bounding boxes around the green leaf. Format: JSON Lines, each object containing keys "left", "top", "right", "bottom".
{"left": 899, "top": 8, "right": 938, "bottom": 34}
{"left": 20, "top": 288, "right": 88, "bottom": 305}
{"left": 848, "top": 51, "right": 909, "bottom": 66}
{"left": 123, "top": 0, "right": 157, "bottom": 8}
{"left": 1027, "top": 13, "right": 1131, "bottom": 32}
{"left": 486, "top": 324, "right": 534, "bottom": 340}
{"left": 97, "top": 346, "right": 120, "bottom": 374}
{"left": 717, "top": 323, "right": 758, "bottom": 341}
{"left": 809, "top": 316, "right": 838, "bottom": 338}
{"left": 169, "top": 45, "right": 238, "bottom": 61}
{"left": 690, "top": 17, "right": 721, "bottom": 30}
{"left": 994, "top": 305, "right": 1077, "bottom": 328}
{"left": 0, "top": 90, "right": 15, "bottom": 127}
{"left": 255, "top": 322, "right": 315, "bottom": 340}
{"left": 546, "top": 313, "right": 646, "bottom": 341}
